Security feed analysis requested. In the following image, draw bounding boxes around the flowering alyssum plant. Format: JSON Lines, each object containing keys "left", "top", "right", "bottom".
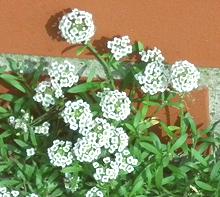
{"left": 0, "top": 8, "right": 220, "bottom": 197}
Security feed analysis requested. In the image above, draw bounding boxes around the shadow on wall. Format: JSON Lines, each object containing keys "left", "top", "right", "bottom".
{"left": 45, "top": 10, "right": 127, "bottom": 56}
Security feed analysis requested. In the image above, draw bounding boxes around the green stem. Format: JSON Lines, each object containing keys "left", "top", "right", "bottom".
{"left": 85, "top": 42, "right": 115, "bottom": 89}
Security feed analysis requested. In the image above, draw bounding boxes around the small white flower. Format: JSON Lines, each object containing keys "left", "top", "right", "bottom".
{"left": 59, "top": 9, "right": 95, "bottom": 44}
{"left": 33, "top": 81, "right": 63, "bottom": 108}
{"left": 170, "top": 60, "right": 200, "bottom": 93}
{"left": 135, "top": 61, "right": 170, "bottom": 95}
{"left": 73, "top": 136, "right": 101, "bottom": 163}
{"left": 97, "top": 88, "right": 131, "bottom": 121}
{"left": 86, "top": 187, "right": 103, "bottom": 197}
{"left": 107, "top": 36, "right": 132, "bottom": 60}
{"left": 8, "top": 110, "right": 33, "bottom": 133}
{"left": 139, "top": 47, "right": 165, "bottom": 63}
{"left": 34, "top": 122, "right": 50, "bottom": 136}
{"left": 48, "top": 60, "right": 79, "bottom": 88}
{"left": 47, "top": 140, "right": 74, "bottom": 168}
{"left": 64, "top": 173, "right": 80, "bottom": 193}
{"left": 61, "top": 100, "right": 93, "bottom": 131}
{"left": 26, "top": 148, "right": 35, "bottom": 157}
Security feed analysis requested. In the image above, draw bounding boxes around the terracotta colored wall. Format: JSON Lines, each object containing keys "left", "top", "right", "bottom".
{"left": 0, "top": 1, "right": 220, "bottom": 67}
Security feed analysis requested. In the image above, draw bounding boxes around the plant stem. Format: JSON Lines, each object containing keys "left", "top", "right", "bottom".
{"left": 85, "top": 42, "right": 115, "bottom": 89}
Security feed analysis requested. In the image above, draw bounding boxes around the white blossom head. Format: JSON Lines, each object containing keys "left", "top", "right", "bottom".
{"left": 86, "top": 187, "right": 104, "bottom": 197}
{"left": 8, "top": 110, "right": 33, "bottom": 133}
{"left": 61, "top": 100, "right": 93, "bottom": 131}
{"left": 34, "top": 122, "right": 50, "bottom": 136}
{"left": 0, "top": 187, "right": 20, "bottom": 197}
{"left": 33, "top": 81, "right": 63, "bottom": 108}
{"left": 48, "top": 60, "right": 79, "bottom": 88}
{"left": 170, "top": 60, "right": 200, "bottom": 93}
{"left": 79, "top": 117, "right": 115, "bottom": 145}
{"left": 73, "top": 135, "right": 101, "bottom": 163}
{"left": 64, "top": 173, "right": 81, "bottom": 193}
{"left": 26, "top": 148, "right": 36, "bottom": 157}
{"left": 47, "top": 140, "right": 74, "bottom": 168}
{"left": 97, "top": 88, "right": 131, "bottom": 121}
{"left": 107, "top": 36, "right": 132, "bottom": 60}
{"left": 139, "top": 47, "right": 165, "bottom": 63}
{"left": 93, "top": 149, "right": 138, "bottom": 183}
{"left": 135, "top": 61, "right": 170, "bottom": 95}
{"left": 108, "top": 127, "right": 129, "bottom": 154}
{"left": 59, "top": 9, "right": 95, "bottom": 44}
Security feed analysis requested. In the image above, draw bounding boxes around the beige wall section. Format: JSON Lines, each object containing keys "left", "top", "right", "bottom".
{"left": 0, "top": 1, "right": 220, "bottom": 67}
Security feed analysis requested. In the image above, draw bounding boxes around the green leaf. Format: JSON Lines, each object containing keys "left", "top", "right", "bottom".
{"left": 136, "top": 41, "right": 145, "bottom": 52}
{"left": 0, "top": 179, "right": 19, "bottom": 186}
{"left": 195, "top": 180, "right": 215, "bottom": 191}
{"left": 133, "top": 110, "right": 142, "bottom": 128}
{"left": 139, "top": 142, "right": 161, "bottom": 155}
{"left": 130, "top": 177, "right": 144, "bottom": 196}
{"left": 0, "top": 74, "right": 26, "bottom": 93}
{"left": 185, "top": 113, "right": 197, "bottom": 134}
{"left": 170, "top": 134, "right": 187, "bottom": 152}
{"left": 87, "top": 69, "right": 97, "bottom": 82}
{"left": 191, "top": 148, "right": 207, "bottom": 166}
{"left": 14, "top": 139, "right": 29, "bottom": 148}
{"left": 67, "top": 82, "right": 102, "bottom": 93}
{"left": 155, "top": 165, "right": 163, "bottom": 188}
{"left": 0, "top": 93, "right": 17, "bottom": 102}
{"left": 210, "top": 161, "right": 220, "bottom": 181}
{"left": 0, "top": 106, "right": 8, "bottom": 113}
{"left": 0, "top": 65, "right": 7, "bottom": 73}
{"left": 76, "top": 46, "right": 87, "bottom": 56}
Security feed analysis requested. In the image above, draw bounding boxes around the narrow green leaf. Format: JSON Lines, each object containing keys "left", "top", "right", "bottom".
{"left": 87, "top": 69, "right": 97, "bottom": 82}
{"left": 170, "top": 134, "right": 187, "bottom": 152}
{"left": 0, "top": 74, "right": 26, "bottom": 93}
{"left": 76, "top": 46, "right": 87, "bottom": 56}
{"left": 139, "top": 142, "right": 161, "bottom": 155}
{"left": 191, "top": 148, "right": 207, "bottom": 166}
{"left": 210, "top": 161, "right": 220, "bottom": 181}
{"left": 0, "top": 93, "right": 17, "bottom": 102}
{"left": 155, "top": 165, "right": 163, "bottom": 188}
{"left": 14, "top": 139, "right": 29, "bottom": 148}
{"left": 67, "top": 82, "right": 102, "bottom": 93}
{"left": 195, "top": 180, "right": 215, "bottom": 191}
{"left": 0, "top": 106, "right": 8, "bottom": 113}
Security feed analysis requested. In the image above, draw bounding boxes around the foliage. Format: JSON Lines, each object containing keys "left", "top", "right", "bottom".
{"left": 0, "top": 8, "right": 220, "bottom": 197}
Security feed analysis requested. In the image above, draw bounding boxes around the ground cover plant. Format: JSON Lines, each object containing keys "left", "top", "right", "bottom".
{"left": 0, "top": 8, "right": 220, "bottom": 197}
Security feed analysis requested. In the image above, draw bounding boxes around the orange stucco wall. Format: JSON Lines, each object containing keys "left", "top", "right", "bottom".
{"left": 0, "top": 1, "right": 220, "bottom": 67}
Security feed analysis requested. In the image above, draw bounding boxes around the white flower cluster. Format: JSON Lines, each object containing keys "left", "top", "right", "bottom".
{"left": 59, "top": 8, "right": 95, "bottom": 44}
{"left": 0, "top": 187, "right": 19, "bottom": 197}
{"left": 34, "top": 122, "right": 50, "bottom": 136}
{"left": 48, "top": 60, "right": 79, "bottom": 88}
{"left": 93, "top": 149, "right": 138, "bottom": 183}
{"left": 33, "top": 81, "right": 63, "bottom": 108}
{"left": 135, "top": 61, "right": 170, "bottom": 95}
{"left": 107, "top": 36, "right": 132, "bottom": 60}
{"left": 139, "top": 47, "right": 165, "bottom": 63}
{"left": 86, "top": 187, "right": 103, "bottom": 197}
{"left": 64, "top": 173, "right": 80, "bottom": 193}
{"left": 47, "top": 140, "right": 74, "bottom": 168}
{"left": 26, "top": 148, "right": 35, "bottom": 157}
{"left": 170, "top": 60, "right": 200, "bottom": 93}
{"left": 73, "top": 117, "right": 130, "bottom": 163}
{"left": 97, "top": 88, "right": 131, "bottom": 121}
{"left": 73, "top": 135, "right": 101, "bottom": 163}
{"left": 61, "top": 100, "right": 93, "bottom": 131}
{"left": 8, "top": 110, "right": 33, "bottom": 133}
{"left": 33, "top": 60, "right": 79, "bottom": 108}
